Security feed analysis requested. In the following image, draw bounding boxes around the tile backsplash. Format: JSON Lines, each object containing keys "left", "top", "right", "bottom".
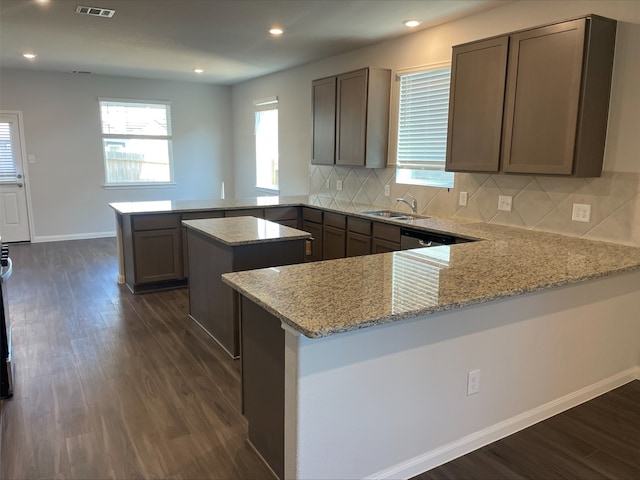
{"left": 309, "top": 165, "right": 640, "bottom": 247}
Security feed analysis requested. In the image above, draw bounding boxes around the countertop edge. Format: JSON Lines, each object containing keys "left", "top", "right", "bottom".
{"left": 222, "top": 263, "right": 640, "bottom": 339}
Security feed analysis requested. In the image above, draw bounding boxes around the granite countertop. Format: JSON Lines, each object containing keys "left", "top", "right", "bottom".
{"left": 183, "top": 217, "right": 311, "bottom": 246}
{"left": 222, "top": 227, "right": 640, "bottom": 338}
{"left": 110, "top": 196, "right": 640, "bottom": 338}
{"left": 109, "top": 195, "right": 310, "bottom": 215}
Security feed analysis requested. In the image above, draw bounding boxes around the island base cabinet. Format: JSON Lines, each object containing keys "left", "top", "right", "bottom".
{"left": 240, "top": 297, "right": 284, "bottom": 480}
{"left": 187, "top": 227, "right": 306, "bottom": 359}
{"left": 187, "top": 231, "right": 237, "bottom": 357}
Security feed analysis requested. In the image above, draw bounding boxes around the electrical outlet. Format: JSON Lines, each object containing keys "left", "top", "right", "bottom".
{"left": 324, "top": 178, "right": 330, "bottom": 189}
{"left": 384, "top": 185, "right": 390, "bottom": 197}
{"left": 467, "top": 369, "right": 480, "bottom": 396}
{"left": 459, "top": 191, "right": 468, "bottom": 207}
{"left": 572, "top": 203, "right": 591, "bottom": 222}
{"left": 498, "top": 195, "right": 512, "bottom": 212}
{"left": 336, "top": 180, "right": 343, "bottom": 191}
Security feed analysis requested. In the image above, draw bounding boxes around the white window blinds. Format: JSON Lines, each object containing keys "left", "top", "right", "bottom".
{"left": 395, "top": 65, "right": 454, "bottom": 188}
{"left": 100, "top": 100, "right": 171, "bottom": 137}
{"left": 0, "top": 122, "right": 18, "bottom": 180}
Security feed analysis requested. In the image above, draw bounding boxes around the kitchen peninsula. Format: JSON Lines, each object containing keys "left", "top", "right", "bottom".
{"left": 222, "top": 219, "right": 640, "bottom": 479}
{"left": 111, "top": 197, "right": 640, "bottom": 479}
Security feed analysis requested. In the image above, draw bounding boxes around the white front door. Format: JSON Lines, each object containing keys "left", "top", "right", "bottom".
{"left": 0, "top": 112, "right": 31, "bottom": 242}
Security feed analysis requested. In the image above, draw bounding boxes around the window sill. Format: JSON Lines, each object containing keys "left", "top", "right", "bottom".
{"left": 103, "top": 182, "right": 176, "bottom": 190}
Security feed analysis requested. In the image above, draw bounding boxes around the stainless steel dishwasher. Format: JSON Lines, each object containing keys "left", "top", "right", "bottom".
{"left": 400, "top": 228, "right": 472, "bottom": 250}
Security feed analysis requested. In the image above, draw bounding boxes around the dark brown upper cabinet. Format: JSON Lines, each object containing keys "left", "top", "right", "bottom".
{"left": 446, "top": 36, "right": 509, "bottom": 173}
{"left": 311, "top": 67, "right": 391, "bottom": 168}
{"left": 311, "top": 76, "right": 337, "bottom": 165}
{"left": 446, "top": 15, "right": 616, "bottom": 177}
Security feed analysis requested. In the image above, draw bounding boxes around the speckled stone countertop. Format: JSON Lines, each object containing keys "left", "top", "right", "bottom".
{"left": 182, "top": 217, "right": 310, "bottom": 246}
{"left": 109, "top": 195, "right": 310, "bottom": 214}
{"left": 222, "top": 227, "right": 640, "bottom": 338}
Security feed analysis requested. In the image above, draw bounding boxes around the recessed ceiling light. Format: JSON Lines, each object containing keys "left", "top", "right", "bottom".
{"left": 269, "top": 27, "right": 284, "bottom": 36}
{"left": 403, "top": 19, "right": 421, "bottom": 28}
{"left": 23, "top": 53, "right": 37, "bottom": 60}
{"left": 193, "top": 69, "right": 204, "bottom": 74}
{"left": 35, "top": 0, "right": 50, "bottom": 4}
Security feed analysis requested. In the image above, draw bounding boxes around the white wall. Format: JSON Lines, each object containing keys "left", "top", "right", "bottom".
{"left": 285, "top": 270, "right": 640, "bottom": 479}
{"left": 0, "top": 69, "right": 232, "bottom": 241}
{"left": 231, "top": 0, "right": 640, "bottom": 194}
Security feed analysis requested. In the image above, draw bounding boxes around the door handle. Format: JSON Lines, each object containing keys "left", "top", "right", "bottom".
{"left": 17, "top": 183, "right": 23, "bottom": 188}
{"left": 17, "top": 174, "right": 22, "bottom": 179}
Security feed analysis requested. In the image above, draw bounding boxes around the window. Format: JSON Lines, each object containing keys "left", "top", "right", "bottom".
{"left": 395, "top": 64, "right": 454, "bottom": 189}
{"left": 0, "top": 122, "right": 18, "bottom": 181}
{"left": 254, "top": 97, "right": 279, "bottom": 192}
{"left": 99, "top": 99, "right": 173, "bottom": 185}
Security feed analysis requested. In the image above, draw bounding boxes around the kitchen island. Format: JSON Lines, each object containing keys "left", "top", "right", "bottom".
{"left": 183, "top": 216, "right": 310, "bottom": 358}
{"left": 222, "top": 226, "right": 640, "bottom": 479}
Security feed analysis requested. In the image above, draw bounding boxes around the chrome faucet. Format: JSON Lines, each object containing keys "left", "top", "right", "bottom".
{"left": 396, "top": 193, "right": 418, "bottom": 214}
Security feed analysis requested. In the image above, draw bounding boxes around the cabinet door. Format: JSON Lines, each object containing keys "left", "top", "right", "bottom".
{"left": 371, "top": 237, "right": 400, "bottom": 253}
{"left": 502, "top": 19, "right": 586, "bottom": 175}
{"left": 302, "top": 221, "right": 323, "bottom": 262}
{"left": 322, "top": 225, "right": 346, "bottom": 260}
{"left": 312, "top": 77, "right": 337, "bottom": 165}
{"left": 335, "top": 69, "right": 368, "bottom": 166}
{"left": 134, "top": 228, "right": 183, "bottom": 284}
{"left": 346, "top": 231, "right": 371, "bottom": 257}
{"left": 446, "top": 36, "right": 508, "bottom": 172}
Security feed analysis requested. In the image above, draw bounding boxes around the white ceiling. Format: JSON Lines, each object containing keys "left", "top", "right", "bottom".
{"left": 0, "top": 0, "right": 508, "bottom": 85}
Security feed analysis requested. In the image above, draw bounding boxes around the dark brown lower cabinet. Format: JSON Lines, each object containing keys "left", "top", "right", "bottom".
{"left": 371, "top": 237, "right": 399, "bottom": 253}
{"left": 240, "top": 296, "right": 285, "bottom": 480}
{"left": 371, "top": 222, "right": 401, "bottom": 253}
{"left": 323, "top": 225, "right": 346, "bottom": 259}
{"left": 346, "top": 231, "right": 371, "bottom": 257}
{"left": 132, "top": 228, "right": 183, "bottom": 284}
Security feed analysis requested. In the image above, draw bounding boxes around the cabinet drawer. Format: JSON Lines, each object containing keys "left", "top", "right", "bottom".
{"left": 347, "top": 216, "right": 371, "bottom": 235}
{"left": 302, "top": 207, "right": 323, "bottom": 224}
{"left": 225, "top": 209, "right": 264, "bottom": 218}
{"left": 181, "top": 211, "right": 224, "bottom": 220}
{"left": 323, "top": 212, "right": 346, "bottom": 229}
{"left": 265, "top": 207, "right": 298, "bottom": 221}
{"left": 372, "top": 222, "right": 401, "bottom": 243}
{"left": 133, "top": 214, "right": 180, "bottom": 231}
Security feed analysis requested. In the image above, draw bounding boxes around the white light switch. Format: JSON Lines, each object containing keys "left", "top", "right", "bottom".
{"left": 336, "top": 180, "right": 342, "bottom": 191}
{"left": 28, "top": 154, "right": 36, "bottom": 164}
{"left": 384, "top": 185, "right": 390, "bottom": 197}
{"left": 498, "top": 195, "right": 512, "bottom": 212}
{"left": 459, "top": 191, "right": 468, "bottom": 207}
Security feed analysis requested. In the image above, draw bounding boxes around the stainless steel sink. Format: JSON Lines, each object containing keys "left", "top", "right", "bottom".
{"left": 361, "top": 210, "right": 427, "bottom": 221}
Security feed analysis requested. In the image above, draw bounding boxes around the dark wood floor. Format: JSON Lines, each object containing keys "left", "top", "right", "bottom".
{"left": 414, "top": 380, "right": 640, "bottom": 480}
{"left": 0, "top": 238, "right": 638, "bottom": 479}
{"left": 0, "top": 238, "right": 273, "bottom": 479}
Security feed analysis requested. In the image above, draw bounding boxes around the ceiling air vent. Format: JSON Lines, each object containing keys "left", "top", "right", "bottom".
{"left": 75, "top": 5, "right": 116, "bottom": 18}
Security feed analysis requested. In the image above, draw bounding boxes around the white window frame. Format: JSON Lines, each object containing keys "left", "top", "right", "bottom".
{"left": 389, "top": 62, "right": 455, "bottom": 189}
{"left": 254, "top": 96, "right": 279, "bottom": 195}
{"left": 99, "top": 98, "right": 174, "bottom": 187}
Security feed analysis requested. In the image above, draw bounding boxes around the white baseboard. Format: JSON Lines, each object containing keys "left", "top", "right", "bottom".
{"left": 32, "top": 231, "right": 116, "bottom": 243}
{"left": 370, "top": 367, "right": 639, "bottom": 480}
